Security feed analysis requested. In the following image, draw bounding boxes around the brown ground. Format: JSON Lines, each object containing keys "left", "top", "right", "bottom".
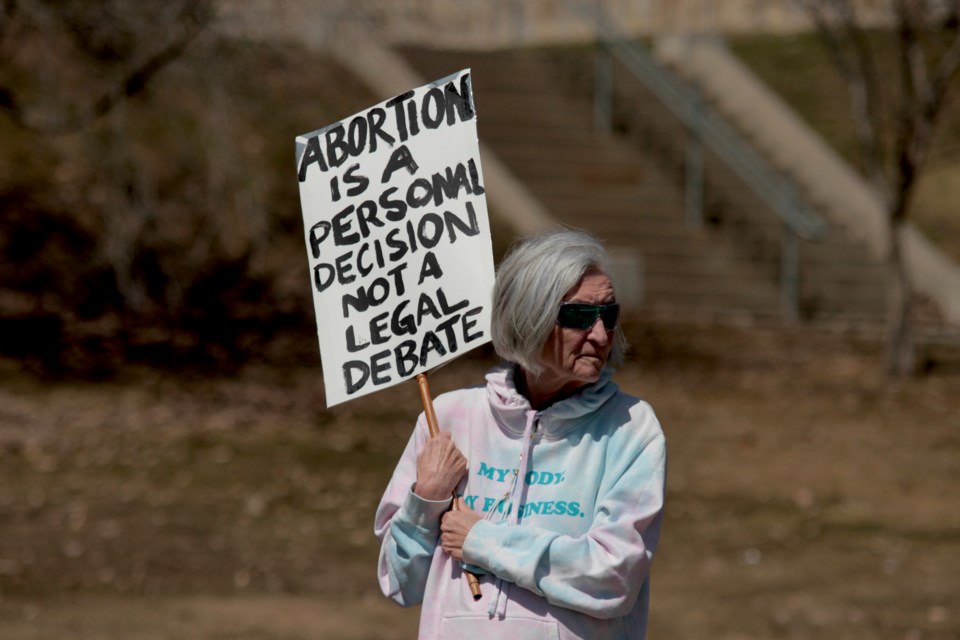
{"left": 1, "top": 322, "right": 958, "bottom": 639}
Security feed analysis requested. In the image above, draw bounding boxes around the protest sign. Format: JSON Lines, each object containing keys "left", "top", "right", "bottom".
{"left": 295, "top": 69, "right": 495, "bottom": 407}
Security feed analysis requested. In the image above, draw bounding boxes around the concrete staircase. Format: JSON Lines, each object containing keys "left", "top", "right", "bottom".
{"left": 400, "top": 46, "right": 887, "bottom": 324}
{"left": 401, "top": 46, "right": 789, "bottom": 322}
{"left": 601, "top": 54, "right": 889, "bottom": 324}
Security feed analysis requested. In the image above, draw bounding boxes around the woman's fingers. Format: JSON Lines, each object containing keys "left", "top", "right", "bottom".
{"left": 414, "top": 432, "right": 467, "bottom": 500}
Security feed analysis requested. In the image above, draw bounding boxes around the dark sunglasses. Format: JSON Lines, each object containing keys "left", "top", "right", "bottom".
{"left": 556, "top": 303, "right": 620, "bottom": 331}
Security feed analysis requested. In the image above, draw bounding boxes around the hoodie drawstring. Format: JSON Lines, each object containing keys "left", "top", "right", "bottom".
{"left": 488, "top": 409, "right": 539, "bottom": 618}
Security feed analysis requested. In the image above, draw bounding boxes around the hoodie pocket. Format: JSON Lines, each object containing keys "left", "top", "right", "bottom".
{"left": 439, "top": 615, "right": 561, "bottom": 639}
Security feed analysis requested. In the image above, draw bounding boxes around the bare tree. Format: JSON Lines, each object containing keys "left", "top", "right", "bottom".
{"left": 795, "top": 0, "right": 960, "bottom": 375}
{"left": 0, "top": 1, "right": 214, "bottom": 311}
{"left": 0, "top": 0, "right": 212, "bottom": 133}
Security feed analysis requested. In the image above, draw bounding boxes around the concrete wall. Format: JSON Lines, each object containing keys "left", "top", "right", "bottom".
{"left": 217, "top": 0, "right": 897, "bottom": 49}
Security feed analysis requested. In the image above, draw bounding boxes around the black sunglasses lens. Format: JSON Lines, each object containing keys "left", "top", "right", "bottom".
{"left": 558, "top": 304, "right": 620, "bottom": 330}
{"left": 599, "top": 304, "right": 620, "bottom": 330}
{"left": 558, "top": 304, "right": 595, "bottom": 329}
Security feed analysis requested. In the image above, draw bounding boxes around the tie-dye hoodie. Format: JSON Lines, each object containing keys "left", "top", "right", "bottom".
{"left": 375, "top": 363, "right": 666, "bottom": 639}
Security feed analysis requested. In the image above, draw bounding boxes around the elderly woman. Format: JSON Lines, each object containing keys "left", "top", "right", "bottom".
{"left": 374, "top": 229, "right": 666, "bottom": 639}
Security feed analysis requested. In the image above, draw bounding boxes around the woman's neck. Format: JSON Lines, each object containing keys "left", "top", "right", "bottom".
{"left": 516, "top": 367, "right": 586, "bottom": 411}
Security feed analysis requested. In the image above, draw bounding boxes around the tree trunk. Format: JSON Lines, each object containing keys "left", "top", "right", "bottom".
{"left": 886, "top": 218, "right": 916, "bottom": 376}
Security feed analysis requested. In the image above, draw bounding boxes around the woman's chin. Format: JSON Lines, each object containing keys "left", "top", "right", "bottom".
{"left": 573, "top": 359, "right": 605, "bottom": 381}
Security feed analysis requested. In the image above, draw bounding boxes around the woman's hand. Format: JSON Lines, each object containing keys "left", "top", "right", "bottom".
{"left": 414, "top": 431, "right": 468, "bottom": 501}
{"left": 440, "top": 498, "right": 482, "bottom": 561}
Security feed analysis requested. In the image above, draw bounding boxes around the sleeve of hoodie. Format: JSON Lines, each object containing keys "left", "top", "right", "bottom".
{"left": 373, "top": 415, "right": 451, "bottom": 607}
{"left": 462, "top": 422, "right": 667, "bottom": 619}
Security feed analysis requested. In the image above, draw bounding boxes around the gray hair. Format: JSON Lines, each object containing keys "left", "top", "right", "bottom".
{"left": 491, "top": 229, "right": 627, "bottom": 374}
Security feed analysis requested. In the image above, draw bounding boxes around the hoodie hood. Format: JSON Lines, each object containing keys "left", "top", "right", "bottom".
{"left": 484, "top": 363, "right": 620, "bottom": 439}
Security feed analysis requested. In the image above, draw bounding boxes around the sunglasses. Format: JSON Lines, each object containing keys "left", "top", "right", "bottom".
{"left": 556, "top": 303, "right": 620, "bottom": 331}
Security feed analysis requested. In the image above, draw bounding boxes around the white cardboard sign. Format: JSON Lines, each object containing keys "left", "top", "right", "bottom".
{"left": 295, "top": 69, "right": 495, "bottom": 407}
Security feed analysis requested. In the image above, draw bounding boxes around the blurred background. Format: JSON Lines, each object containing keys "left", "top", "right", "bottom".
{"left": 1, "top": 1, "right": 959, "bottom": 638}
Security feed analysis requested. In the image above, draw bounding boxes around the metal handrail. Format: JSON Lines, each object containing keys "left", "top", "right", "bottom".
{"left": 264, "top": 0, "right": 829, "bottom": 319}
{"left": 557, "top": 0, "right": 826, "bottom": 320}
{"left": 598, "top": 35, "right": 827, "bottom": 241}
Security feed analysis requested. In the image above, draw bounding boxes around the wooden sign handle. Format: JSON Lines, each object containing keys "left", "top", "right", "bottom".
{"left": 416, "top": 373, "right": 483, "bottom": 601}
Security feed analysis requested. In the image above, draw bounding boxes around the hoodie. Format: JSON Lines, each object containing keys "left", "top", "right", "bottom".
{"left": 374, "top": 363, "right": 666, "bottom": 639}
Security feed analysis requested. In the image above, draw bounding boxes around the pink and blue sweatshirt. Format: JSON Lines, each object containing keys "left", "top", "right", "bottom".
{"left": 374, "top": 364, "right": 667, "bottom": 639}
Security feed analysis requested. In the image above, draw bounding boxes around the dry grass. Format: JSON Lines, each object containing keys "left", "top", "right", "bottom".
{"left": 1, "top": 322, "right": 958, "bottom": 639}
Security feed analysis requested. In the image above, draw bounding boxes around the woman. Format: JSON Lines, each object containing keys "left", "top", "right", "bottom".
{"left": 374, "top": 229, "right": 666, "bottom": 639}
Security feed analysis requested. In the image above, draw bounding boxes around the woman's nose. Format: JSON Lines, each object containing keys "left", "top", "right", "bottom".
{"left": 587, "top": 317, "right": 610, "bottom": 344}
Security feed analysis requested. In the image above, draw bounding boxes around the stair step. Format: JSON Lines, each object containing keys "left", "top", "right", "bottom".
{"left": 397, "top": 45, "right": 888, "bottom": 324}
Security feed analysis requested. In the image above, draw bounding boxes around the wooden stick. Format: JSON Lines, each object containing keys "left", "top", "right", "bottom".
{"left": 416, "top": 372, "right": 483, "bottom": 601}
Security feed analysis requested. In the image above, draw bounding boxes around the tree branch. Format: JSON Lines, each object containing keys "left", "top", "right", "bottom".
{"left": 90, "top": 3, "right": 209, "bottom": 121}
{"left": 838, "top": 0, "right": 887, "bottom": 187}
{"left": 893, "top": 0, "right": 923, "bottom": 221}
{"left": 796, "top": 0, "right": 888, "bottom": 190}
{"left": 0, "top": 0, "right": 20, "bottom": 53}
{"left": 930, "top": 27, "right": 960, "bottom": 107}
{"left": 0, "top": 0, "right": 211, "bottom": 133}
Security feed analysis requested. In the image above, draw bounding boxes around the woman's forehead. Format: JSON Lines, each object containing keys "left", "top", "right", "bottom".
{"left": 563, "top": 270, "right": 615, "bottom": 302}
